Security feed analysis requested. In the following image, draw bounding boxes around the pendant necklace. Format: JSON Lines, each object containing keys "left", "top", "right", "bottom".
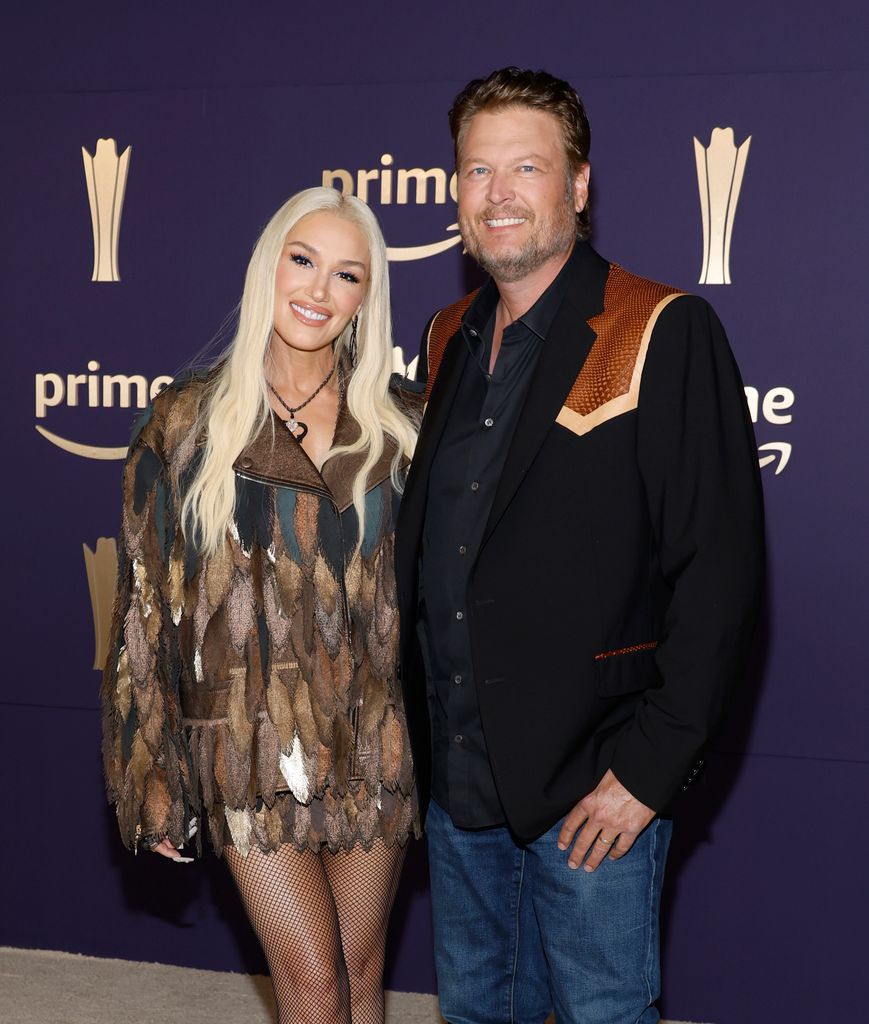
{"left": 268, "top": 364, "right": 336, "bottom": 442}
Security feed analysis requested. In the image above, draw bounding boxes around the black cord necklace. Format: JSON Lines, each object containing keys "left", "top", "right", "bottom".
{"left": 267, "top": 364, "right": 336, "bottom": 442}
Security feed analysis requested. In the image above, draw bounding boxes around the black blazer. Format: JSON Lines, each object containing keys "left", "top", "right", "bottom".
{"left": 395, "top": 243, "right": 765, "bottom": 843}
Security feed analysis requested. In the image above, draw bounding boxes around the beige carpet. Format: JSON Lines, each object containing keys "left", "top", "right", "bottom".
{"left": 0, "top": 947, "right": 703, "bottom": 1023}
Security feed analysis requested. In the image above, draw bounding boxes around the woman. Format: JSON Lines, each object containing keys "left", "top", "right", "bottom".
{"left": 101, "top": 187, "right": 420, "bottom": 1024}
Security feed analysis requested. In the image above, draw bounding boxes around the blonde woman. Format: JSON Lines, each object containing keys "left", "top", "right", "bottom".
{"left": 101, "top": 187, "right": 420, "bottom": 1024}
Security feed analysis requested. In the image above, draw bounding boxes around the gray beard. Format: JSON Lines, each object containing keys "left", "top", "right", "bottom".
{"left": 460, "top": 206, "right": 577, "bottom": 284}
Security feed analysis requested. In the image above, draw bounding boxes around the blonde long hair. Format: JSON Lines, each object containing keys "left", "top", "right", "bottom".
{"left": 182, "top": 187, "right": 417, "bottom": 556}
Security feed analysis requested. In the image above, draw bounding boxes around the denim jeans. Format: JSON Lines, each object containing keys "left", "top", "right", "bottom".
{"left": 426, "top": 798, "right": 672, "bottom": 1024}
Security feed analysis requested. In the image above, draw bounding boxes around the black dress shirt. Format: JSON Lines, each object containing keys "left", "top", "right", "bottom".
{"left": 419, "top": 250, "right": 574, "bottom": 828}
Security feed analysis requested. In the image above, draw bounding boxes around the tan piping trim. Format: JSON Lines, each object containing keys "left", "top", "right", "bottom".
{"left": 556, "top": 292, "right": 683, "bottom": 438}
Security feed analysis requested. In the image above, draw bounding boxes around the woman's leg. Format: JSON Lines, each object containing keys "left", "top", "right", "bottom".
{"left": 225, "top": 843, "right": 351, "bottom": 1024}
{"left": 321, "top": 839, "right": 407, "bottom": 1024}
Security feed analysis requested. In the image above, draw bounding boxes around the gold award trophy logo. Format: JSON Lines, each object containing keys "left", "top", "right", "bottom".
{"left": 694, "top": 127, "right": 751, "bottom": 285}
{"left": 82, "top": 138, "right": 132, "bottom": 282}
{"left": 83, "top": 537, "right": 119, "bottom": 670}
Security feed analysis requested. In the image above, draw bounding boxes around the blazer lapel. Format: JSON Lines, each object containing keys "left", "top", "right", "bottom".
{"left": 481, "top": 245, "right": 610, "bottom": 547}
{"left": 396, "top": 333, "right": 469, "bottom": 592}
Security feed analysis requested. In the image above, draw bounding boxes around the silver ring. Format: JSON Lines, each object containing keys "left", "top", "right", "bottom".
{"left": 597, "top": 835, "right": 615, "bottom": 846}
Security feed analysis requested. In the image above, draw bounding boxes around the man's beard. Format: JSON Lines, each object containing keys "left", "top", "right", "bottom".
{"left": 458, "top": 190, "right": 577, "bottom": 284}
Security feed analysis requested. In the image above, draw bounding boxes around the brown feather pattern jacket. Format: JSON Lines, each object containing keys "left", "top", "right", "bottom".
{"left": 101, "top": 375, "right": 420, "bottom": 857}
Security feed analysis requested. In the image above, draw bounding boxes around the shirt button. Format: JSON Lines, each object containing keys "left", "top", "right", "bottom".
{"left": 468, "top": 328, "right": 477, "bottom": 337}
{"left": 470, "top": 481, "right": 480, "bottom": 491}
{"left": 456, "top": 611, "right": 464, "bottom": 621}
{"left": 483, "top": 417, "right": 494, "bottom": 428}
{"left": 454, "top": 674, "right": 463, "bottom": 684}
{"left": 454, "top": 734, "right": 463, "bottom": 744}
{"left": 459, "top": 545, "right": 467, "bottom": 555}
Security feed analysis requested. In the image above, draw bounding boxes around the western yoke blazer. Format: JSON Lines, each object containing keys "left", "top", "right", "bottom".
{"left": 395, "top": 242, "right": 765, "bottom": 843}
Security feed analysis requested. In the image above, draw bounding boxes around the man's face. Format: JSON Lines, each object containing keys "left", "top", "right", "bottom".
{"left": 456, "top": 107, "right": 589, "bottom": 284}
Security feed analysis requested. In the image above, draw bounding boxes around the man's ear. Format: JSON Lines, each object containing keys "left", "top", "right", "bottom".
{"left": 574, "top": 163, "right": 591, "bottom": 213}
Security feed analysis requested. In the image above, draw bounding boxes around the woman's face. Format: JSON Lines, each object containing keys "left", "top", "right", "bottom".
{"left": 272, "top": 211, "right": 370, "bottom": 356}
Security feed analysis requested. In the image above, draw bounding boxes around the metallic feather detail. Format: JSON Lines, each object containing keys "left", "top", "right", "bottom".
{"left": 263, "top": 574, "right": 291, "bottom": 652}
{"left": 291, "top": 674, "right": 320, "bottom": 755}
{"left": 169, "top": 547, "right": 185, "bottom": 625}
{"left": 126, "top": 733, "right": 152, "bottom": 804}
{"left": 264, "top": 802, "right": 284, "bottom": 850}
{"left": 115, "top": 647, "right": 132, "bottom": 723}
{"left": 194, "top": 647, "right": 203, "bottom": 683}
{"left": 294, "top": 493, "right": 320, "bottom": 580}
{"left": 380, "top": 705, "right": 403, "bottom": 789}
{"left": 208, "top": 804, "right": 225, "bottom": 858}
{"left": 227, "top": 572, "right": 255, "bottom": 652}
{"left": 222, "top": 729, "right": 250, "bottom": 808}
{"left": 198, "top": 727, "right": 215, "bottom": 810}
{"left": 227, "top": 671, "right": 254, "bottom": 760}
{"left": 225, "top": 806, "right": 252, "bottom": 857}
{"left": 279, "top": 733, "right": 310, "bottom": 803}
{"left": 255, "top": 713, "right": 281, "bottom": 805}
{"left": 292, "top": 800, "right": 311, "bottom": 849}
{"left": 138, "top": 688, "right": 164, "bottom": 752}
{"left": 123, "top": 604, "right": 150, "bottom": 683}
{"left": 266, "top": 671, "right": 296, "bottom": 749}
{"left": 205, "top": 542, "right": 234, "bottom": 611}
{"left": 132, "top": 558, "right": 154, "bottom": 617}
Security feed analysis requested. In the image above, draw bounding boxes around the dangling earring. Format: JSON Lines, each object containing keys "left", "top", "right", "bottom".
{"left": 348, "top": 315, "right": 359, "bottom": 368}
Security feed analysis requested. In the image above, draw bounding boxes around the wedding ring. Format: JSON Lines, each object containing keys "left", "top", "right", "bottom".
{"left": 597, "top": 835, "right": 615, "bottom": 845}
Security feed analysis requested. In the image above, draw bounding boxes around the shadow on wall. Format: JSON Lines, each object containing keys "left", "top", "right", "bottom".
{"left": 659, "top": 568, "right": 771, "bottom": 1015}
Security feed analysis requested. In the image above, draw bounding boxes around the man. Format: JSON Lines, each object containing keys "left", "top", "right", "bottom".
{"left": 395, "top": 67, "right": 764, "bottom": 1024}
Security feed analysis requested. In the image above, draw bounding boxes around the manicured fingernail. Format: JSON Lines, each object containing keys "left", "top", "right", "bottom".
{"left": 174, "top": 856, "right": 194, "bottom": 864}
{"left": 584, "top": 865, "right": 594, "bottom": 873}
{"left": 557, "top": 842, "right": 567, "bottom": 850}
{"left": 568, "top": 861, "right": 578, "bottom": 870}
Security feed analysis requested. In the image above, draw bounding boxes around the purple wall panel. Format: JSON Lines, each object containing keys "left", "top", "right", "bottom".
{"left": 2, "top": 4, "right": 866, "bottom": 1020}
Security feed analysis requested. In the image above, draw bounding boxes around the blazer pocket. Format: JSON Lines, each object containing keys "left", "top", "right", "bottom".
{"left": 594, "top": 642, "right": 660, "bottom": 697}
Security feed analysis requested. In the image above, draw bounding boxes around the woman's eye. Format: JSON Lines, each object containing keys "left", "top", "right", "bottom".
{"left": 336, "top": 271, "right": 359, "bottom": 284}
{"left": 290, "top": 253, "right": 312, "bottom": 267}
{"left": 519, "top": 165, "right": 536, "bottom": 173}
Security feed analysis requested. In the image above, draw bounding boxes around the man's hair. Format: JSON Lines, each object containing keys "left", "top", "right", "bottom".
{"left": 448, "top": 67, "right": 592, "bottom": 240}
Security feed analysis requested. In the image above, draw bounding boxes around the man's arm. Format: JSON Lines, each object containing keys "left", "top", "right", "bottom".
{"left": 559, "top": 295, "right": 765, "bottom": 871}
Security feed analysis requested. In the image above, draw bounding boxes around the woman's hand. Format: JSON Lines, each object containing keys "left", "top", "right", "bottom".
{"left": 148, "top": 838, "right": 193, "bottom": 863}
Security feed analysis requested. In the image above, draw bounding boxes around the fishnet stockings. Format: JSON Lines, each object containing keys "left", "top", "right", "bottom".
{"left": 225, "top": 839, "right": 407, "bottom": 1024}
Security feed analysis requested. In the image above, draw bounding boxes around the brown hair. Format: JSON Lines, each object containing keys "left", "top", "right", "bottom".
{"left": 448, "top": 67, "right": 592, "bottom": 239}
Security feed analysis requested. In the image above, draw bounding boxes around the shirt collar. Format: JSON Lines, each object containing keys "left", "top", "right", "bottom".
{"left": 462, "top": 240, "right": 580, "bottom": 342}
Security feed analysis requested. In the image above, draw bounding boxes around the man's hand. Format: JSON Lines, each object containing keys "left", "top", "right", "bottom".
{"left": 557, "top": 769, "right": 656, "bottom": 873}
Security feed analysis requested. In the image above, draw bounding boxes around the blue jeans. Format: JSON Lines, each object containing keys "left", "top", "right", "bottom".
{"left": 426, "top": 799, "right": 672, "bottom": 1024}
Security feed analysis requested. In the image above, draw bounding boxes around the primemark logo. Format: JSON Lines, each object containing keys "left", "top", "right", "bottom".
{"left": 35, "top": 349, "right": 415, "bottom": 460}
{"left": 745, "top": 385, "right": 794, "bottom": 475}
{"left": 323, "top": 154, "right": 462, "bottom": 262}
{"left": 35, "top": 362, "right": 173, "bottom": 459}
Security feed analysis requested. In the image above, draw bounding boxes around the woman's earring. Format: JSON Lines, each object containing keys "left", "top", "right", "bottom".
{"left": 349, "top": 315, "right": 359, "bottom": 367}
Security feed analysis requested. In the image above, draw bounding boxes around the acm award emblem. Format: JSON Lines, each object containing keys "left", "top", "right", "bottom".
{"left": 694, "top": 127, "right": 751, "bottom": 285}
{"left": 83, "top": 538, "right": 119, "bottom": 670}
{"left": 82, "top": 138, "right": 131, "bottom": 282}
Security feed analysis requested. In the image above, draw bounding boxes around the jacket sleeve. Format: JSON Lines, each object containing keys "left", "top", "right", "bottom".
{"left": 609, "top": 295, "right": 765, "bottom": 811}
{"left": 414, "top": 312, "right": 436, "bottom": 386}
{"left": 100, "top": 403, "right": 195, "bottom": 851}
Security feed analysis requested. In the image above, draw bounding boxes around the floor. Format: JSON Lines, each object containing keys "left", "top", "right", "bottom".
{"left": 0, "top": 947, "right": 703, "bottom": 1023}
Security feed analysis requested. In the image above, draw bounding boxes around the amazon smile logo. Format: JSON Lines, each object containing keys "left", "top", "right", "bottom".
{"left": 35, "top": 362, "right": 172, "bottom": 460}
{"left": 745, "top": 385, "right": 794, "bottom": 476}
{"left": 322, "top": 154, "right": 462, "bottom": 262}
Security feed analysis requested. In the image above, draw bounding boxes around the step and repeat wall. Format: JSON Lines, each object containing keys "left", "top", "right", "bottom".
{"left": 2, "top": 5, "right": 866, "bottom": 1022}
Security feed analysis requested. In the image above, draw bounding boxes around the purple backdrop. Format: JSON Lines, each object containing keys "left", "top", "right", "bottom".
{"left": 2, "top": 4, "right": 867, "bottom": 1021}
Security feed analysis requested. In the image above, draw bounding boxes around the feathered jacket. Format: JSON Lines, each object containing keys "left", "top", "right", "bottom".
{"left": 101, "top": 375, "right": 419, "bottom": 858}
